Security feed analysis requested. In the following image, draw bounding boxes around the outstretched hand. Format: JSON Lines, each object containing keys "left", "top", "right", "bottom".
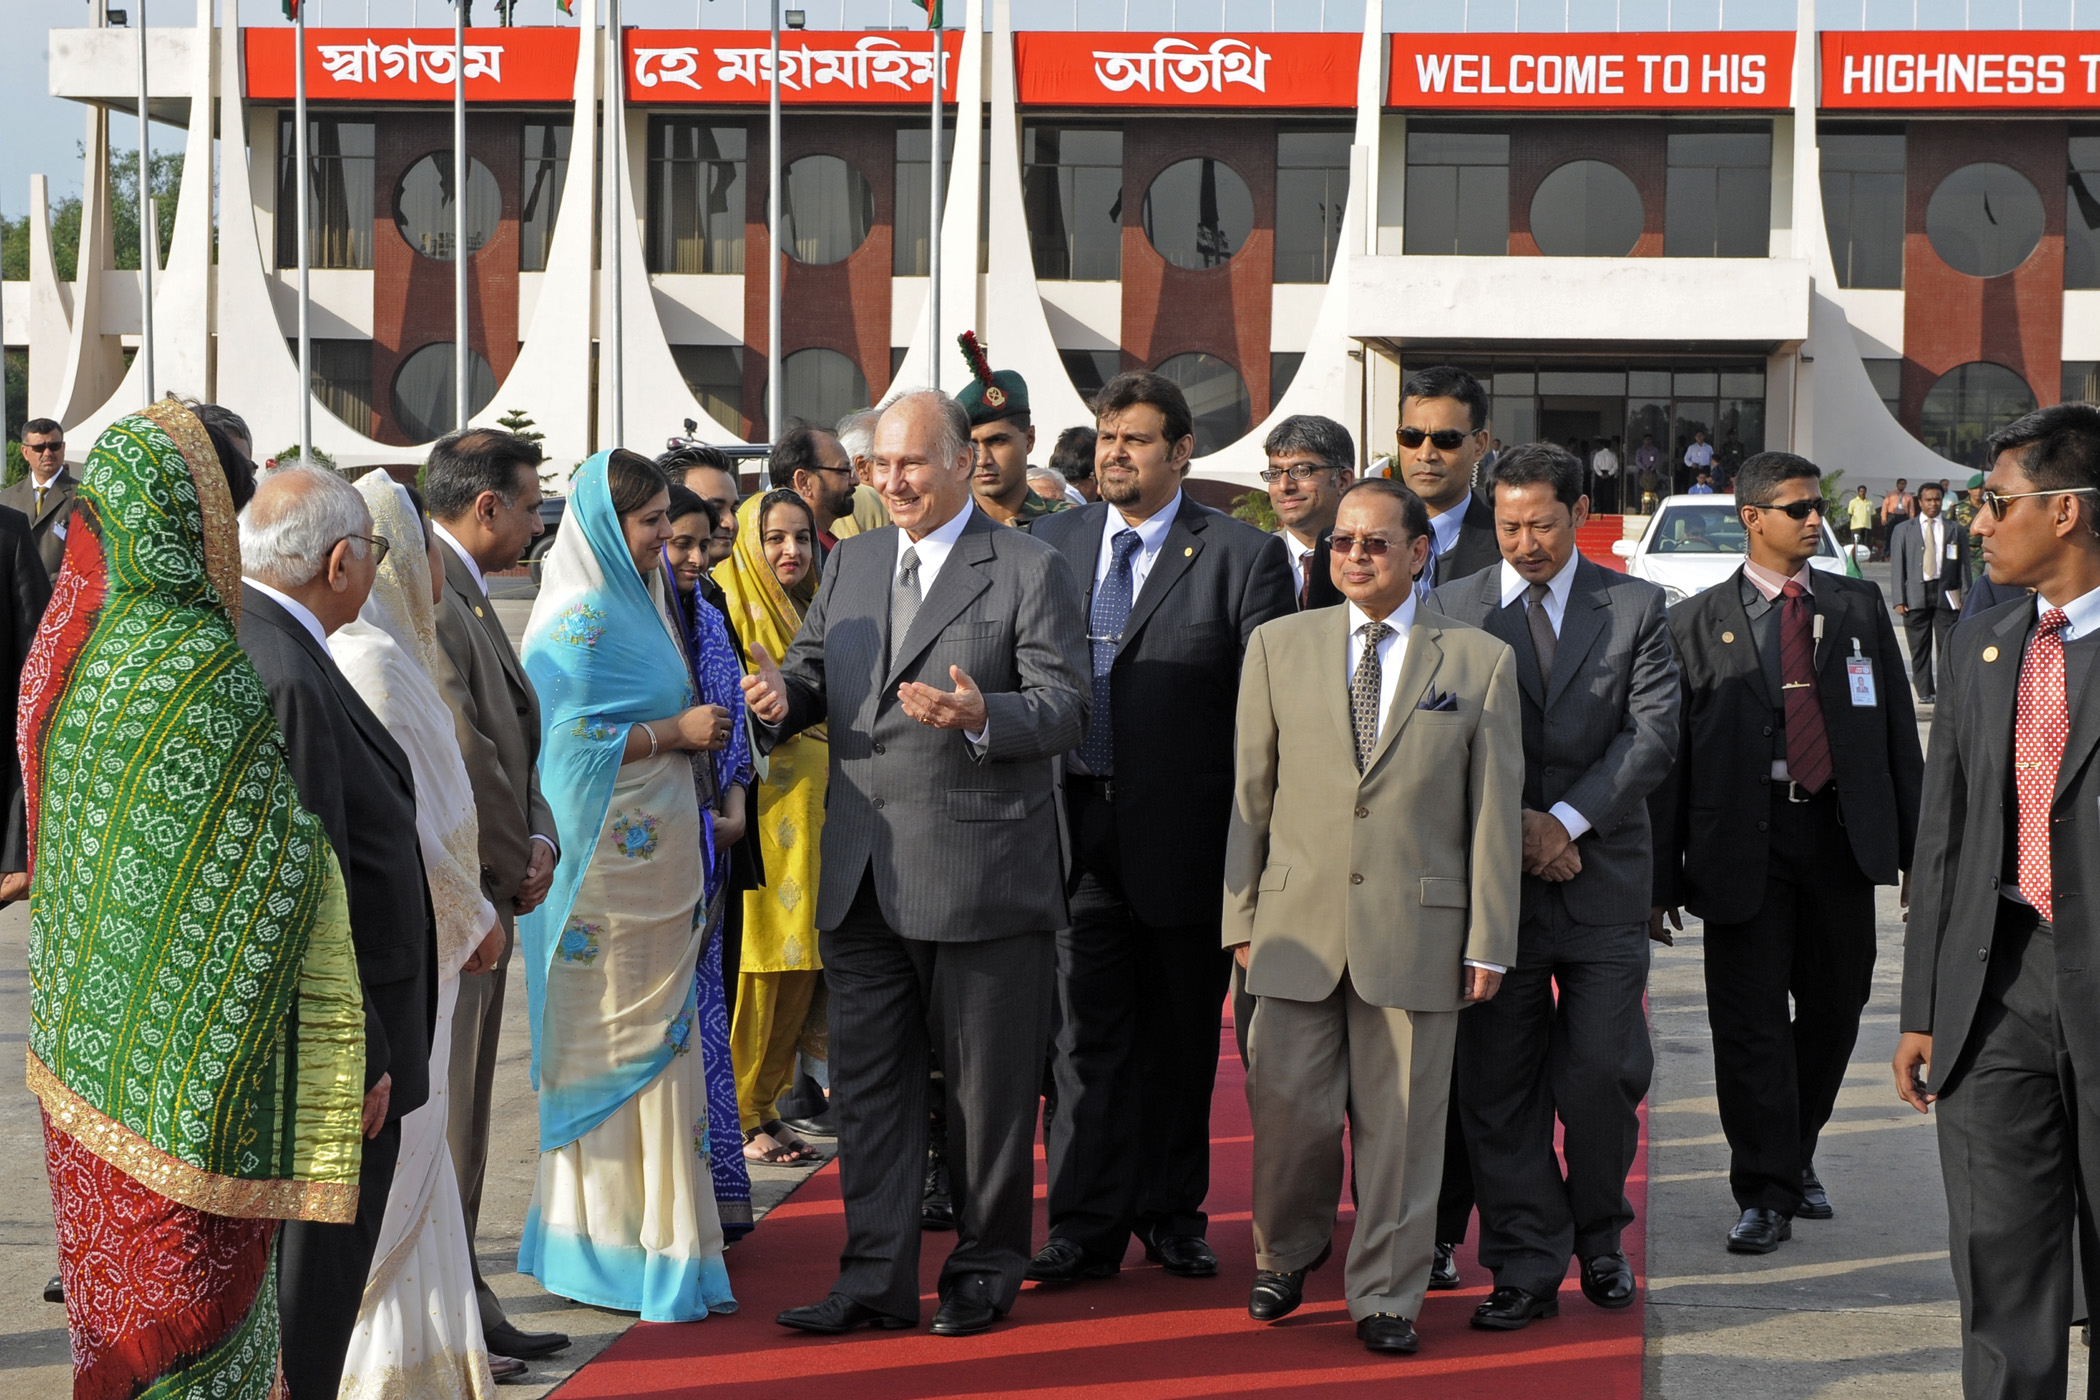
{"left": 899, "top": 666, "right": 988, "bottom": 732}
{"left": 741, "top": 643, "right": 788, "bottom": 725}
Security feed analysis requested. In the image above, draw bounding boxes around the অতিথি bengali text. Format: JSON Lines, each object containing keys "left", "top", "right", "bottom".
{"left": 1090, "top": 37, "right": 1270, "bottom": 96}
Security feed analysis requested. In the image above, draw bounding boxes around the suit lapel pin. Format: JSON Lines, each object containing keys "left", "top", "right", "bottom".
{"left": 474, "top": 606, "right": 486, "bottom": 618}
{"left": 1183, "top": 546, "right": 1194, "bottom": 557}
{"left": 1983, "top": 645, "right": 2000, "bottom": 662}
{"left": 1722, "top": 631, "right": 1735, "bottom": 643}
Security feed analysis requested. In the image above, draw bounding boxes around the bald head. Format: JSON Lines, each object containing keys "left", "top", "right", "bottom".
{"left": 239, "top": 465, "right": 378, "bottom": 632}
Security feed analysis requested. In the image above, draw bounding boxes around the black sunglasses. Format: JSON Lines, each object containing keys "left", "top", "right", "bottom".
{"left": 1749, "top": 499, "right": 1825, "bottom": 521}
{"left": 1979, "top": 486, "right": 2100, "bottom": 518}
{"left": 1398, "top": 427, "right": 1479, "bottom": 451}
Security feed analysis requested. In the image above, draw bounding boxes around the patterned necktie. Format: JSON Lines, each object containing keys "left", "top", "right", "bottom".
{"left": 1779, "top": 580, "right": 1833, "bottom": 795}
{"left": 1526, "top": 581, "right": 1557, "bottom": 680}
{"left": 1351, "top": 620, "right": 1391, "bottom": 773}
{"left": 890, "top": 545, "right": 921, "bottom": 665}
{"left": 1296, "top": 553, "right": 1312, "bottom": 611}
{"left": 2016, "top": 607, "right": 2072, "bottom": 922}
{"left": 1079, "top": 530, "right": 1141, "bottom": 774}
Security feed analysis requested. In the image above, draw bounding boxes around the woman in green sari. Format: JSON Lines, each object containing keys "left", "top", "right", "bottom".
{"left": 23, "top": 399, "right": 367, "bottom": 1400}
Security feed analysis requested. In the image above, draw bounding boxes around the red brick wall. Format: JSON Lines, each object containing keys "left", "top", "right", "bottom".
{"left": 370, "top": 113, "right": 522, "bottom": 446}
{"left": 739, "top": 116, "right": 897, "bottom": 440}
{"left": 1898, "top": 121, "right": 2065, "bottom": 430}
{"left": 1508, "top": 120, "right": 1667, "bottom": 258}
{"left": 1118, "top": 118, "right": 1277, "bottom": 421}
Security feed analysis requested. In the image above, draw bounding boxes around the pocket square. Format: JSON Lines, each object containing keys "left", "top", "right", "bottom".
{"left": 1418, "top": 689, "right": 1460, "bottom": 712}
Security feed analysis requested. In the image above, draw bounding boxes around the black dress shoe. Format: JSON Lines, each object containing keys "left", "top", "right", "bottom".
{"left": 1726, "top": 1207, "right": 1792, "bottom": 1254}
{"left": 1026, "top": 1238, "right": 1120, "bottom": 1284}
{"left": 1578, "top": 1252, "right": 1636, "bottom": 1309}
{"left": 1248, "top": 1241, "right": 1331, "bottom": 1321}
{"left": 1798, "top": 1168, "right": 1833, "bottom": 1220}
{"left": 776, "top": 1293, "right": 913, "bottom": 1335}
{"left": 1428, "top": 1243, "right": 1460, "bottom": 1290}
{"left": 931, "top": 1275, "right": 1004, "bottom": 1337}
{"left": 1143, "top": 1234, "right": 1218, "bottom": 1278}
{"left": 921, "top": 1141, "right": 956, "bottom": 1232}
{"left": 43, "top": 1276, "right": 63, "bottom": 1304}
{"left": 1357, "top": 1314, "right": 1420, "bottom": 1354}
{"left": 482, "top": 1321, "right": 570, "bottom": 1358}
{"left": 1471, "top": 1285, "right": 1559, "bottom": 1331}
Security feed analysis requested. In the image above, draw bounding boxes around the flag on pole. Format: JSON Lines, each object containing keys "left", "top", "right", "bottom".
{"left": 282, "top": 0, "right": 298, "bottom": 16}
{"left": 557, "top": 0, "right": 573, "bottom": 12}
{"left": 911, "top": 0, "right": 942, "bottom": 26}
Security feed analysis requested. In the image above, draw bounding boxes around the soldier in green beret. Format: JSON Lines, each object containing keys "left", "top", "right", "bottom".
{"left": 958, "top": 332, "right": 1069, "bottom": 530}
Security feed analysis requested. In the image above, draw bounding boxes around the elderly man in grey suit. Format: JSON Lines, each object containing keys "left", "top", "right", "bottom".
{"left": 424, "top": 427, "right": 569, "bottom": 1361}
{"left": 5, "top": 418, "right": 78, "bottom": 579}
{"left": 1430, "top": 441, "right": 1679, "bottom": 1329}
{"left": 744, "top": 388, "right": 1089, "bottom": 1339}
{"left": 1227, "top": 477, "right": 1522, "bottom": 1356}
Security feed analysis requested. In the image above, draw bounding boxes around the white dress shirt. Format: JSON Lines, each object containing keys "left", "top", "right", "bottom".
{"left": 1590, "top": 448, "right": 1619, "bottom": 478}
{"left": 1094, "top": 491, "right": 1182, "bottom": 596}
{"left": 2040, "top": 583, "right": 2100, "bottom": 641}
{"left": 1425, "top": 500, "right": 1467, "bottom": 562}
{"left": 896, "top": 500, "right": 986, "bottom": 745}
{"left": 1282, "top": 528, "right": 1319, "bottom": 600}
{"left": 246, "top": 579, "right": 334, "bottom": 659}
{"left": 433, "top": 521, "right": 489, "bottom": 597}
{"left": 1498, "top": 553, "right": 1592, "bottom": 840}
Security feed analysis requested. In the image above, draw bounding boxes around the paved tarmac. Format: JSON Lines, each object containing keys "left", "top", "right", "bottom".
{"left": 0, "top": 568, "right": 2084, "bottom": 1398}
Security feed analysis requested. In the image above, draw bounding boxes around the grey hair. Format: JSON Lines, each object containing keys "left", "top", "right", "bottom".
{"left": 1264, "top": 414, "right": 1355, "bottom": 475}
{"left": 877, "top": 388, "right": 970, "bottom": 469}
{"left": 239, "top": 463, "right": 372, "bottom": 588}
{"left": 1028, "top": 465, "right": 1075, "bottom": 503}
{"left": 835, "top": 408, "right": 882, "bottom": 463}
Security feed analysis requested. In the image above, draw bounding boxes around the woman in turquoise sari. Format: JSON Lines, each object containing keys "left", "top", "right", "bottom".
{"left": 516, "top": 451, "right": 739, "bottom": 1323}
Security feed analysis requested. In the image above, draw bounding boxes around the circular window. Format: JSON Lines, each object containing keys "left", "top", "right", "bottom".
{"left": 394, "top": 153, "right": 501, "bottom": 262}
{"left": 1143, "top": 158, "right": 1254, "bottom": 271}
{"left": 1529, "top": 160, "right": 1644, "bottom": 257}
{"left": 782, "top": 155, "right": 875, "bottom": 265}
{"left": 1152, "top": 353, "right": 1250, "bottom": 457}
{"left": 782, "top": 348, "right": 869, "bottom": 436}
{"left": 1920, "top": 362, "right": 2036, "bottom": 469}
{"left": 392, "top": 342, "right": 496, "bottom": 443}
{"left": 1927, "top": 163, "right": 2044, "bottom": 278}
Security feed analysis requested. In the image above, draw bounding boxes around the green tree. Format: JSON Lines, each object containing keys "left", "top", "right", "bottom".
{"left": 0, "top": 145, "right": 181, "bottom": 284}
{"left": 496, "top": 408, "right": 544, "bottom": 445}
{"left": 274, "top": 444, "right": 338, "bottom": 471}
{"left": 1230, "top": 490, "right": 1278, "bottom": 532}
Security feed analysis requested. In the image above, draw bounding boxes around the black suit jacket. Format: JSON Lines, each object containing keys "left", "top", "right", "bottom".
{"left": 1650, "top": 567, "right": 1924, "bottom": 924}
{"left": 0, "top": 506, "right": 50, "bottom": 873}
{"left": 1035, "top": 496, "right": 1296, "bottom": 927}
{"left": 1905, "top": 597, "right": 2100, "bottom": 1092}
{"left": 239, "top": 585, "right": 438, "bottom": 1120}
{"left": 1432, "top": 556, "right": 1680, "bottom": 928}
{"left": 1433, "top": 494, "right": 1501, "bottom": 587}
{"left": 1280, "top": 527, "right": 1345, "bottom": 610}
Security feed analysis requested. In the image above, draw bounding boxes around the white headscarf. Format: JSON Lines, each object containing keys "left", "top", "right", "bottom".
{"left": 335, "top": 473, "right": 498, "bottom": 978}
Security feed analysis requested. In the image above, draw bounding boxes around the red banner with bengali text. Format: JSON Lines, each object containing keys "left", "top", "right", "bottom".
{"left": 244, "top": 27, "right": 578, "bottom": 102}
{"left": 1014, "top": 32, "right": 1358, "bottom": 109}
{"left": 1386, "top": 31, "right": 1795, "bottom": 111}
{"left": 624, "top": 29, "right": 959, "bottom": 104}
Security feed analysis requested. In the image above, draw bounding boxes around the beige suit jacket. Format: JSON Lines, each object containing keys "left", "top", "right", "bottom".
{"left": 1223, "top": 604, "right": 1523, "bottom": 1013}
{"left": 0, "top": 469, "right": 77, "bottom": 578}
{"left": 433, "top": 545, "right": 557, "bottom": 919}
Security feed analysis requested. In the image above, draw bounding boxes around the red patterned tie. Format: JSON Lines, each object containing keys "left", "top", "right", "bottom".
{"left": 1780, "top": 581, "right": 1833, "bottom": 795}
{"left": 2016, "top": 608, "right": 2071, "bottom": 922}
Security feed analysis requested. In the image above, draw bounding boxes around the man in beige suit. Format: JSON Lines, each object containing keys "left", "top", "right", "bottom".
{"left": 1225, "top": 476, "right": 1522, "bottom": 1356}
{"left": 425, "top": 428, "right": 569, "bottom": 1361}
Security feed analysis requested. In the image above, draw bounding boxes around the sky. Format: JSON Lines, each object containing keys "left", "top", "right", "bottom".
{"left": 6, "top": 0, "right": 2098, "bottom": 221}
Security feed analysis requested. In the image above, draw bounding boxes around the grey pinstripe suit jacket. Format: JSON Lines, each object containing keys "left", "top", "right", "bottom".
{"left": 767, "top": 505, "right": 1090, "bottom": 941}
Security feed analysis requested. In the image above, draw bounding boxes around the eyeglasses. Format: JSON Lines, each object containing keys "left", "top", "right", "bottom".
{"left": 341, "top": 533, "right": 392, "bottom": 566}
{"left": 1749, "top": 499, "right": 1826, "bottom": 521}
{"left": 1979, "top": 486, "right": 2100, "bottom": 518}
{"left": 23, "top": 441, "right": 63, "bottom": 454}
{"left": 1260, "top": 462, "right": 1340, "bottom": 483}
{"left": 1329, "top": 532, "right": 1396, "bottom": 557}
{"left": 1397, "top": 427, "right": 1479, "bottom": 452}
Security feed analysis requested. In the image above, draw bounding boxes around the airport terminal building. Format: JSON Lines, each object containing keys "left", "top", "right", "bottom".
{"left": 6, "top": 4, "right": 2098, "bottom": 491}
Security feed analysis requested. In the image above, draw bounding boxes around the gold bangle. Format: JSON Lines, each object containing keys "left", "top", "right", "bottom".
{"left": 638, "top": 720, "right": 660, "bottom": 758}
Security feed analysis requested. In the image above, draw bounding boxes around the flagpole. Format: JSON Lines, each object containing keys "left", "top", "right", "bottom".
{"left": 454, "top": 2, "right": 469, "bottom": 433}
{"left": 766, "top": 0, "right": 781, "bottom": 441}
{"left": 137, "top": 0, "right": 155, "bottom": 403}
{"left": 296, "top": 1, "right": 311, "bottom": 461}
{"left": 607, "top": 0, "right": 624, "bottom": 447}
{"left": 927, "top": 14, "right": 940, "bottom": 394}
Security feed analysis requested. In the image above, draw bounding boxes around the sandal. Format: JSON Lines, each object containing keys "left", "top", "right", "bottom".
{"left": 759, "top": 1118, "right": 823, "bottom": 1163}
{"left": 742, "top": 1128, "right": 801, "bottom": 1164}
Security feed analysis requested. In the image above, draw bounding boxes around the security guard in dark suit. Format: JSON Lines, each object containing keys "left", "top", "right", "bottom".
{"left": 5, "top": 419, "right": 78, "bottom": 579}
{"left": 1650, "top": 451, "right": 1922, "bottom": 1255}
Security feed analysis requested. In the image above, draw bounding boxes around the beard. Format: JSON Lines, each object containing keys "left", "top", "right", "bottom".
{"left": 1099, "top": 469, "right": 1142, "bottom": 506}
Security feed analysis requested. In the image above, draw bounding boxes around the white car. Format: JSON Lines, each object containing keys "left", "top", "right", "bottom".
{"left": 1610, "top": 494, "right": 1853, "bottom": 607}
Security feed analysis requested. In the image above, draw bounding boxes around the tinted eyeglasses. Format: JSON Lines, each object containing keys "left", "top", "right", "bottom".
{"left": 1260, "top": 462, "right": 1340, "bottom": 483}
{"left": 1329, "top": 532, "right": 1396, "bottom": 557}
{"left": 1749, "top": 499, "right": 1825, "bottom": 521}
{"left": 23, "top": 440, "right": 64, "bottom": 454}
{"left": 1979, "top": 486, "right": 2100, "bottom": 518}
{"left": 342, "top": 533, "right": 392, "bottom": 566}
{"left": 1397, "top": 427, "right": 1478, "bottom": 452}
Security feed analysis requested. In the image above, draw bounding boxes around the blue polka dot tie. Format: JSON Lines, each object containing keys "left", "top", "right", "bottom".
{"left": 1079, "top": 529, "right": 1141, "bottom": 775}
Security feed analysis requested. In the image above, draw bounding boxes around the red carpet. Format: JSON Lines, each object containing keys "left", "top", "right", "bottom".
{"left": 560, "top": 1027, "right": 1646, "bottom": 1399}
{"left": 1577, "top": 516, "right": 1630, "bottom": 572}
